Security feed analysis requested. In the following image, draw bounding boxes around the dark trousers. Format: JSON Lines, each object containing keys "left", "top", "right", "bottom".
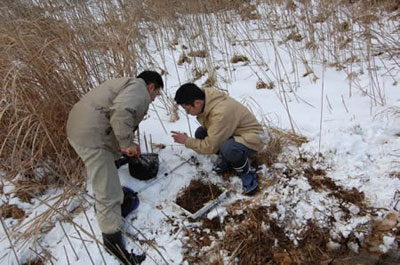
{"left": 195, "top": 126, "right": 255, "bottom": 168}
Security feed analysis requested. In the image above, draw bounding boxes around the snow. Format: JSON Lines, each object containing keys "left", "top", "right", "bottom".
{"left": 381, "top": 236, "right": 396, "bottom": 253}
{"left": 1, "top": 5, "right": 400, "bottom": 265}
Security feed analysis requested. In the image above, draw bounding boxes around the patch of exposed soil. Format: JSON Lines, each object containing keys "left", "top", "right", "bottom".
{"left": 202, "top": 216, "right": 224, "bottom": 232}
{"left": 0, "top": 204, "right": 25, "bottom": 219}
{"left": 329, "top": 187, "right": 365, "bottom": 206}
{"left": 304, "top": 165, "right": 366, "bottom": 208}
{"left": 176, "top": 179, "right": 223, "bottom": 214}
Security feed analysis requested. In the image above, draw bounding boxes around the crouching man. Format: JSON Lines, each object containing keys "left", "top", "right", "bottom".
{"left": 67, "top": 71, "right": 163, "bottom": 264}
{"left": 172, "top": 83, "right": 264, "bottom": 195}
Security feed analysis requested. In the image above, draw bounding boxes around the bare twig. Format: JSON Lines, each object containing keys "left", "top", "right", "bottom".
{"left": 0, "top": 217, "right": 21, "bottom": 265}
{"left": 59, "top": 221, "right": 79, "bottom": 261}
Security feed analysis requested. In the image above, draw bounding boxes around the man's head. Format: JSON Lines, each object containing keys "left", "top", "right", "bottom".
{"left": 137, "top": 70, "right": 164, "bottom": 101}
{"left": 174, "top": 83, "right": 205, "bottom": 116}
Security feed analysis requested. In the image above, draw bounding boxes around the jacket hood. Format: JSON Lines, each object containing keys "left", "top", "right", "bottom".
{"left": 200, "top": 87, "right": 227, "bottom": 117}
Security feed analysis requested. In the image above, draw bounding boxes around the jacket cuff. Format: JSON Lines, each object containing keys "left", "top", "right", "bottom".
{"left": 119, "top": 140, "right": 131, "bottom": 149}
{"left": 119, "top": 134, "right": 134, "bottom": 149}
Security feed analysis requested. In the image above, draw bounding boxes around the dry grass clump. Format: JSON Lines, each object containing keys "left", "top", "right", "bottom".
{"left": 188, "top": 50, "right": 208, "bottom": 58}
{"left": 252, "top": 127, "right": 307, "bottom": 168}
{"left": 366, "top": 212, "right": 399, "bottom": 252}
{"left": 389, "top": 171, "right": 400, "bottom": 179}
{"left": 0, "top": 204, "right": 25, "bottom": 219}
{"left": 169, "top": 104, "right": 180, "bottom": 122}
{"left": 192, "top": 67, "right": 207, "bottom": 81}
{"left": 230, "top": 54, "right": 249, "bottom": 64}
{"left": 178, "top": 53, "right": 192, "bottom": 65}
{"left": 13, "top": 178, "right": 49, "bottom": 203}
{"left": 256, "top": 80, "right": 275, "bottom": 90}
{"left": 283, "top": 31, "right": 303, "bottom": 43}
{"left": 255, "top": 80, "right": 268, "bottom": 89}
{"left": 253, "top": 137, "right": 283, "bottom": 168}
{"left": 224, "top": 220, "right": 275, "bottom": 264}
{"left": 358, "top": 0, "right": 400, "bottom": 13}
{"left": 145, "top": 0, "right": 245, "bottom": 17}
{"left": 224, "top": 206, "right": 292, "bottom": 265}
{"left": 202, "top": 74, "right": 217, "bottom": 88}
{"left": 268, "top": 128, "right": 308, "bottom": 146}
{"left": 239, "top": 4, "right": 261, "bottom": 21}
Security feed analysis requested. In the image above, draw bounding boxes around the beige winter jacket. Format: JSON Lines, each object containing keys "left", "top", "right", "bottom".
{"left": 67, "top": 78, "right": 151, "bottom": 153}
{"left": 185, "top": 87, "right": 264, "bottom": 155}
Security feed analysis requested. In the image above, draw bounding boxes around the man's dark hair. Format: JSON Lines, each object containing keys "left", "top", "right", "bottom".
{"left": 174, "top": 83, "right": 205, "bottom": 106}
{"left": 137, "top": 70, "right": 164, "bottom": 89}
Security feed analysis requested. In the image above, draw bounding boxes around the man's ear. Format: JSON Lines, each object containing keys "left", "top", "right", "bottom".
{"left": 194, "top": 99, "right": 203, "bottom": 108}
{"left": 148, "top": 83, "right": 156, "bottom": 91}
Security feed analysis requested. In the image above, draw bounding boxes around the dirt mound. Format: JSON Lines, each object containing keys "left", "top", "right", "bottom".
{"left": 176, "top": 179, "right": 223, "bottom": 214}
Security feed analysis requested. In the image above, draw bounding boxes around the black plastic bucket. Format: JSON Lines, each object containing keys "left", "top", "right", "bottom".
{"left": 128, "top": 153, "right": 159, "bottom": 180}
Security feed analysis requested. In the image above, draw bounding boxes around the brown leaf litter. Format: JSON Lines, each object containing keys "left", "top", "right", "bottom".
{"left": 176, "top": 179, "right": 223, "bottom": 214}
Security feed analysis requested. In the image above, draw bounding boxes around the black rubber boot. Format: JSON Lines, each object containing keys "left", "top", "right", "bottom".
{"left": 102, "top": 231, "right": 145, "bottom": 265}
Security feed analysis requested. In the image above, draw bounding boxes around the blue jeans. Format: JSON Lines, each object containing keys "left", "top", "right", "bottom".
{"left": 194, "top": 126, "right": 256, "bottom": 168}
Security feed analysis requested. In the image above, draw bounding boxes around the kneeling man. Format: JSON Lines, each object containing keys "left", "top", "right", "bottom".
{"left": 172, "top": 83, "right": 264, "bottom": 195}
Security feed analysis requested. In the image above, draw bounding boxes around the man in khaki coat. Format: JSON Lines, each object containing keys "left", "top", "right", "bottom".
{"left": 67, "top": 71, "right": 163, "bottom": 265}
{"left": 172, "top": 83, "right": 264, "bottom": 195}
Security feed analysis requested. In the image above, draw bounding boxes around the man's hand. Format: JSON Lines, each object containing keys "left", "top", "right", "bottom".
{"left": 121, "top": 143, "right": 141, "bottom": 157}
{"left": 171, "top": 131, "right": 188, "bottom": 144}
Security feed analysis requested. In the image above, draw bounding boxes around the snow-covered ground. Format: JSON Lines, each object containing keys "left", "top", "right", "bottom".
{"left": 1, "top": 4, "right": 400, "bottom": 265}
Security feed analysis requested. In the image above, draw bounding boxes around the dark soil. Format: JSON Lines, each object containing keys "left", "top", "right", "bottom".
{"left": 304, "top": 165, "right": 366, "bottom": 208}
{"left": 0, "top": 204, "right": 25, "bottom": 219}
{"left": 202, "top": 216, "right": 224, "bottom": 232}
{"left": 176, "top": 179, "right": 223, "bottom": 214}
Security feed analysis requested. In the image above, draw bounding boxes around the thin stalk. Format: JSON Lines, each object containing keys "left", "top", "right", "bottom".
{"left": 0, "top": 217, "right": 21, "bottom": 265}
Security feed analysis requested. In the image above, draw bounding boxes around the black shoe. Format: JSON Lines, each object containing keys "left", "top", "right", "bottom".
{"left": 103, "top": 231, "right": 145, "bottom": 265}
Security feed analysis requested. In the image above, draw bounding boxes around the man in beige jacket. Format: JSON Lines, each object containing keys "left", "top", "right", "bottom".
{"left": 67, "top": 71, "right": 163, "bottom": 265}
{"left": 172, "top": 83, "right": 264, "bottom": 195}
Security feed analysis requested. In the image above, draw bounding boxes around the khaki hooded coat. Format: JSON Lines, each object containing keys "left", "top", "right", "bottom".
{"left": 185, "top": 87, "right": 264, "bottom": 154}
{"left": 67, "top": 78, "right": 151, "bottom": 153}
